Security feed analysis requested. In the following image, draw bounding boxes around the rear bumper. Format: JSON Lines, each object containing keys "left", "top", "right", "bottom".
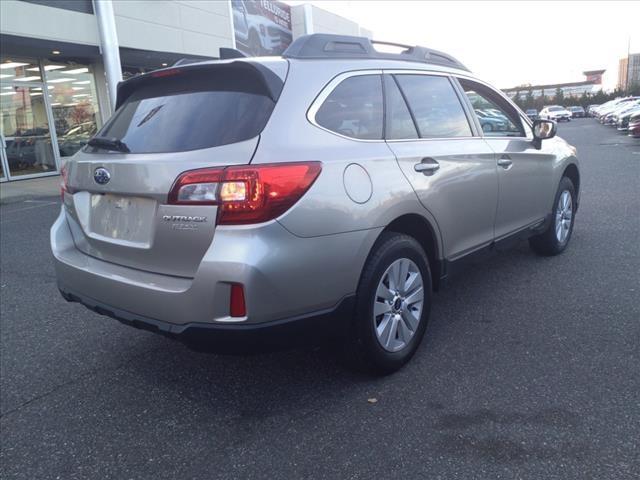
{"left": 51, "top": 206, "right": 377, "bottom": 328}
{"left": 59, "top": 287, "right": 355, "bottom": 353}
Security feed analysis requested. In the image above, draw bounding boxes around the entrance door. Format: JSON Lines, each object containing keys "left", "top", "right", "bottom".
{"left": 0, "top": 84, "right": 57, "bottom": 179}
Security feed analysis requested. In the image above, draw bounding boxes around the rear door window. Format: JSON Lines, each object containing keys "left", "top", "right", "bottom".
{"left": 384, "top": 75, "right": 419, "bottom": 140}
{"left": 394, "top": 74, "right": 472, "bottom": 138}
{"left": 314, "top": 74, "right": 384, "bottom": 140}
{"left": 92, "top": 70, "right": 276, "bottom": 153}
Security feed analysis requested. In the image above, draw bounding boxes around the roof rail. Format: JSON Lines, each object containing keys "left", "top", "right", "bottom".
{"left": 283, "top": 34, "right": 469, "bottom": 72}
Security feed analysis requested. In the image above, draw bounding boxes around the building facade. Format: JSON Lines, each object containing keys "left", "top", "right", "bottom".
{"left": 618, "top": 53, "right": 640, "bottom": 91}
{"left": 0, "top": 0, "right": 368, "bottom": 183}
{"left": 503, "top": 70, "right": 605, "bottom": 102}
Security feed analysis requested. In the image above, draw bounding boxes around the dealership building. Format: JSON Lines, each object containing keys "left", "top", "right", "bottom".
{"left": 0, "top": 0, "right": 370, "bottom": 183}
{"left": 502, "top": 70, "right": 606, "bottom": 101}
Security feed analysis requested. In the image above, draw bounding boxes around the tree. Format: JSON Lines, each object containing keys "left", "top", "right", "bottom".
{"left": 554, "top": 87, "right": 564, "bottom": 106}
{"left": 593, "top": 88, "right": 606, "bottom": 104}
{"left": 513, "top": 90, "right": 522, "bottom": 108}
{"left": 537, "top": 89, "right": 547, "bottom": 111}
{"left": 526, "top": 89, "right": 534, "bottom": 110}
{"left": 580, "top": 90, "right": 589, "bottom": 108}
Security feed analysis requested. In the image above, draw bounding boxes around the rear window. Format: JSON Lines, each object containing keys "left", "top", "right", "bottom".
{"left": 91, "top": 70, "right": 275, "bottom": 153}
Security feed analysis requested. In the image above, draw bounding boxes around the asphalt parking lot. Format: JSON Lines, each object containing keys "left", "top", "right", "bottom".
{"left": 1, "top": 120, "right": 639, "bottom": 479}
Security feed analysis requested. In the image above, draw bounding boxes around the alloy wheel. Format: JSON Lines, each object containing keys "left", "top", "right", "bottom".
{"left": 555, "top": 190, "right": 573, "bottom": 244}
{"left": 373, "top": 258, "right": 424, "bottom": 352}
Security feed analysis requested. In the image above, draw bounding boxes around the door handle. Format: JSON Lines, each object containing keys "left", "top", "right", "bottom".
{"left": 414, "top": 158, "right": 440, "bottom": 175}
{"left": 497, "top": 154, "right": 512, "bottom": 169}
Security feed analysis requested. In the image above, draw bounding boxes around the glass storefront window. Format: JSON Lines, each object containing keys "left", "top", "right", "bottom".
{"left": 44, "top": 61, "right": 101, "bottom": 157}
{"left": 0, "top": 85, "right": 57, "bottom": 177}
{"left": 0, "top": 57, "right": 41, "bottom": 82}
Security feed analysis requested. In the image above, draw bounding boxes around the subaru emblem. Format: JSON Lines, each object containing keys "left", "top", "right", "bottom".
{"left": 94, "top": 167, "right": 111, "bottom": 185}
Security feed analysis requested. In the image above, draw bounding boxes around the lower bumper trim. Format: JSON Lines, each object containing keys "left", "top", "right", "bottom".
{"left": 60, "top": 288, "right": 355, "bottom": 354}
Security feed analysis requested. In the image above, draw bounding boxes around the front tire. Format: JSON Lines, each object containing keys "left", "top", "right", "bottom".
{"left": 529, "top": 176, "right": 576, "bottom": 256}
{"left": 345, "top": 233, "right": 432, "bottom": 375}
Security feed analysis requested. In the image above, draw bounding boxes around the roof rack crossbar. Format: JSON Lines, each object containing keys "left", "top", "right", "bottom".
{"left": 283, "top": 34, "right": 469, "bottom": 72}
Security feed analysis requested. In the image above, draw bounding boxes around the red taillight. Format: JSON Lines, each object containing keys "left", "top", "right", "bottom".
{"left": 230, "top": 283, "right": 246, "bottom": 317}
{"left": 168, "top": 162, "right": 322, "bottom": 225}
{"left": 150, "top": 68, "right": 182, "bottom": 78}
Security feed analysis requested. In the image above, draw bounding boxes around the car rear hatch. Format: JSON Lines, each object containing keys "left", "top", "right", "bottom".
{"left": 62, "top": 60, "right": 286, "bottom": 278}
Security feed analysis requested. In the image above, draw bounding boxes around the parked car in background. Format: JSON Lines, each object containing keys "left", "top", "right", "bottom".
{"left": 611, "top": 102, "right": 640, "bottom": 131}
{"left": 593, "top": 97, "right": 639, "bottom": 120}
{"left": 628, "top": 112, "right": 640, "bottom": 137}
{"left": 539, "top": 106, "right": 572, "bottom": 122}
{"left": 587, "top": 104, "right": 600, "bottom": 116}
{"left": 51, "top": 34, "right": 581, "bottom": 374}
{"left": 616, "top": 105, "right": 640, "bottom": 131}
{"left": 568, "top": 106, "right": 585, "bottom": 118}
{"left": 525, "top": 109, "right": 538, "bottom": 120}
{"left": 602, "top": 100, "right": 640, "bottom": 125}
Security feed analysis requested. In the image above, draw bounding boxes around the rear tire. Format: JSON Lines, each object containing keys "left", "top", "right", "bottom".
{"left": 529, "top": 176, "right": 576, "bottom": 256}
{"left": 344, "top": 232, "right": 432, "bottom": 375}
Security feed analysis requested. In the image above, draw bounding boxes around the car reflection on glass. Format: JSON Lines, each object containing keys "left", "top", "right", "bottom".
{"left": 58, "top": 122, "right": 97, "bottom": 157}
{"left": 5, "top": 127, "right": 55, "bottom": 172}
{"left": 475, "top": 109, "right": 508, "bottom": 132}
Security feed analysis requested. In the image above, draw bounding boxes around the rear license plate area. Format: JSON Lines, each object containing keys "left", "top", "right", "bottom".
{"left": 89, "top": 194, "right": 156, "bottom": 246}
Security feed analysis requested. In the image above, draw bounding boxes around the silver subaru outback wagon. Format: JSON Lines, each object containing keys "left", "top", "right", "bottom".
{"left": 51, "top": 34, "right": 580, "bottom": 374}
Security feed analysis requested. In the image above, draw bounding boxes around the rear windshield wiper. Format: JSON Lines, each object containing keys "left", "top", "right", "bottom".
{"left": 87, "top": 136, "right": 130, "bottom": 153}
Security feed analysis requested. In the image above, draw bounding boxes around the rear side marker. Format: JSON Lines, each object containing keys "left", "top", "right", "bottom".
{"left": 230, "top": 284, "right": 246, "bottom": 317}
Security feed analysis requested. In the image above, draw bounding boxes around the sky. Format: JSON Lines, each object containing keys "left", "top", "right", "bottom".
{"left": 287, "top": 1, "right": 640, "bottom": 91}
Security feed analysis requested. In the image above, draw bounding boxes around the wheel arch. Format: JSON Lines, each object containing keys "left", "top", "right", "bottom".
{"left": 378, "top": 214, "right": 444, "bottom": 291}
{"left": 562, "top": 163, "right": 580, "bottom": 207}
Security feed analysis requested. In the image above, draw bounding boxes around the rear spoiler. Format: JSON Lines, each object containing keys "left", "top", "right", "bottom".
{"left": 115, "top": 60, "right": 285, "bottom": 110}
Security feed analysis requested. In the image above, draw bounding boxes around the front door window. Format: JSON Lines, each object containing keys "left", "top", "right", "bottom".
{"left": 458, "top": 79, "right": 525, "bottom": 137}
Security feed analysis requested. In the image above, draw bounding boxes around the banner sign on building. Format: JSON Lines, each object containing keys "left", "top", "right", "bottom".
{"left": 231, "top": 0, "right": 293, "bottom": 57}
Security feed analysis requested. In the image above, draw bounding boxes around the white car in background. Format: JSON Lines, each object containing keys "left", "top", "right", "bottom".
{"left": 232, "top": 0, "right": 292, "bottom": 56}
{"left": 539, "top": 106, "right": 572, "bottom": 122}
{"left": 592, "top": 97, "right": 639, "bottom": 119}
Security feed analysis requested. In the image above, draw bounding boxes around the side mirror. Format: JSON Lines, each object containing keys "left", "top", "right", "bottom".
{"left": 532, "top": 119, "right": 557, "bottom": 149}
